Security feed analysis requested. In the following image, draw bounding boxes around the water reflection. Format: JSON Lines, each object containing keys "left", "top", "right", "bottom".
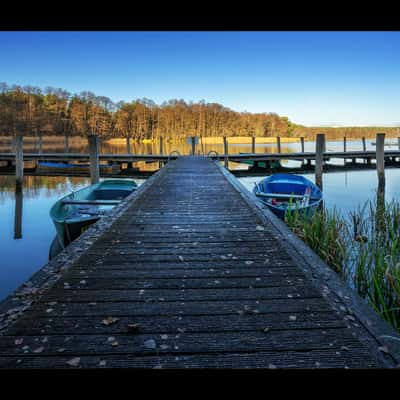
{"left": 14, "top": 187, "right": 23, "bottom": 239}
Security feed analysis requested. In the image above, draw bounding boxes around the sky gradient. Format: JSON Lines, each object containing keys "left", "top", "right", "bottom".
{"left": 1, "top": 31, "right": 400, "bottom": 127}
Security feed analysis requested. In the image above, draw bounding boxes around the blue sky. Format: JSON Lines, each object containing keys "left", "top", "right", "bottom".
{"left": 1, "top": 31, "right": 400, "bottom": 126}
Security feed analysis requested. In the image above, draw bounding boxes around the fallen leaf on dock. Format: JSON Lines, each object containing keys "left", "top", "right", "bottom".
{"left": 66, "top": 357, "right": 80, "bottom": 367}
{"left": 245, "top": 261, "right": 254, "bottom": 265}
{"left": 33, "top": 346, "right": 44, "bottom": 353}
{"left": 289, "top": 315, "right": 297, "bottom": 321}
{"left": 178, "top": 256, "right": 184, "bottom": 262}
{"left": 14, "top": 338, "right": 23, "bottom": 345}
{"left": 102, "top": 317, "right": 120, "bottom": 326}
{"left": 268, "top": 363, "right": 277, "bottom": 369}
{"left": 99, "top": 360, "right": 107, "bottom": 367}
{"left": 256, "top": 225, "right": 265, "bottom": 231}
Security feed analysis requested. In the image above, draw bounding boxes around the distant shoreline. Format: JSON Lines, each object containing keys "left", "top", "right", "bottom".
{"left": 0, "top": 135, "right": 399, "bottom": 145}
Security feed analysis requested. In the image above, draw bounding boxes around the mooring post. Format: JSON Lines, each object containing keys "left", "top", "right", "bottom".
{"left": 191, "top": 136, "right": 196, "bottom": 156}
{"left": 343, "top": 136, "right": 347, "bottom": 153}
{"left": 376, "top": 132, "right": 385, "bottom": 191}
{"left": 223, "top": 136, "right": 228, "bottom": 168}
{"left": 15, "top": 135, "right": 24, "bottom": 191}
{"left": 159, "top": 136, "right": 164, "bottom": 169}
{"left": 276, "top": 136, "right": 281, "bottom": 153}
{"left": 88, "top": 134, "right": 100, "bottom": 184}
{"left": 398, "top": 137, "right": 400, "bottom": 151}
{"left": 300, "top": 137, "right": 305, "bottom": 153}
{"left": 64, "top": 134, "right": 70, "bottom": 153}
{"left": 38, "top": 133, "right": 43, "bottom": 154}
{"left": 362, "top": 137, "right": 366, "bottom": 152}
{"left": 251, "top": 136, "right": 256, "bottom": 154}
{"left": 315, "top": 133, "right": 325, "bottom": 190}
{"left": 126, "top": 136, "right": 131, "bottom": 154}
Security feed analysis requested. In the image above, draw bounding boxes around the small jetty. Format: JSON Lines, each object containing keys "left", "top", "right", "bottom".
{"left": 0, "top": 156, "right": 400, "bottom": 368}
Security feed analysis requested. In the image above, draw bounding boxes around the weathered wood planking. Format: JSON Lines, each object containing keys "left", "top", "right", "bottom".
{"left": 0, "top": 156, "right": 399, "bottom": 369}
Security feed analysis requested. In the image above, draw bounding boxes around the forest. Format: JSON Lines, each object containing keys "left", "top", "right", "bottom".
{"left": 1, "top": 83, "right": 399, "bottom": 140}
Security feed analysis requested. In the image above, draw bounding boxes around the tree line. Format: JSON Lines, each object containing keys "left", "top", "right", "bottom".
{"left": 1, "top": 83, "right": 399, "bottom": 140}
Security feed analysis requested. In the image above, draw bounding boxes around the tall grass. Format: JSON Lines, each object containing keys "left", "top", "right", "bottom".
{"left": 285, "top": 198, "right": 400, "bottom": 332}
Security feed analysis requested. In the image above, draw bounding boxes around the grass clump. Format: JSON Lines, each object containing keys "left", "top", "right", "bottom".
{"left": 285, "top": 198, "right": 400, "bottom": 332}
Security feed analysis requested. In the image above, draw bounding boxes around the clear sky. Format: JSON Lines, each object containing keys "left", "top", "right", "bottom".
{"left": 1, "top": 31, "right": 400, "bottom": 127}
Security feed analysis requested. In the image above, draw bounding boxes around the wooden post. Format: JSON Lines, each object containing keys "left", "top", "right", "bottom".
{"left": 15, "top": 135, "right": 24, "bottom": 191}
{"left": 276, "top": 136, "right": 281, "bottom": 153}
{"left": 362, "top": 137, "right": 366, "bottom": 152}
{"left": 315, "top": 133, "right": 325, "bottom": 190}
{"left": 88, "top": 135, "right": 100, "bottom": 184}
{"left": 14, "top": 187, "right": 23, "bottom": 239}
{"left": 376, "top": 133, "right": 386, "bottom": 228}
{"left": 398, "top": 137, "right": 400, "bottom": 151}
{"left": 158, "top": 137, "right": 164, "bottom": 169}
{"left": 126, "top": 136, "right": 131, "bottom": 154}
{"left": 38, "top": 133, "right": 43, "bottom": 154}
{"left": 343, "top": 136, "right": 347, "bottom": 152}
{"left": 64, "top": 134, "right": 70, "bottom": 153}
{"left": 223, "top": 136, "right": 228, "bottom": 168}
{"left": 300, "top": 137, "right": 305, "bottom": 153}
{"left": 191, "top": 136, "right": 196, "bottom": 156}
{"left": 251, "top": 136, "right": 256, "bottom": 154}
{"left": 376, "top": 133, "right": 385, "bottom": 191}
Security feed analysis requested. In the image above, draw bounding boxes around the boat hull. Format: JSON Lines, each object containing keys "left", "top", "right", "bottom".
{"left": 253, "top": 173, "right": 322, "bottom": 221}
{"left": 50, "top": 179, "right": 137, "bottom": 256}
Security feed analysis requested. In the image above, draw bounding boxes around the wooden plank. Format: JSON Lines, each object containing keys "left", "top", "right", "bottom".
{"left": 66, "top": 266, "right": 304, "bottom": 279}
{"left": 0, "top": 328, "right": 370, "bottom": 357}
{"left": 50, "top": 276, "right": 308, "bottom": 291}
{"left": 0, "top": 347, "right": 379, "bottom": 369}
{"left": 41, "top": 286, "right": 321, "bottom": 303}
{"left": 29, "top": 297, "right": 334, "bottom": 318}
{"left": 6, "top": 311, "right": 347, "bottom": 336}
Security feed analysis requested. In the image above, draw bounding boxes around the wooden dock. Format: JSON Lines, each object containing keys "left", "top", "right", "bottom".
{"left": 1, "top": 156, "right": 400, "bottom": 368}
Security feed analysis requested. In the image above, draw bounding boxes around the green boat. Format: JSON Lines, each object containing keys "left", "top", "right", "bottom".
{"left": 49, "top": 179, "right": 137, "bottom": 258}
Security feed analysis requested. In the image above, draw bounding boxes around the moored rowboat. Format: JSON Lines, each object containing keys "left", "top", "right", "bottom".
{"left": 49, "top": 179, "right": 137, "bottom": 258}
{"left": 253, "top": 173, "right": 322, "bottom": 220}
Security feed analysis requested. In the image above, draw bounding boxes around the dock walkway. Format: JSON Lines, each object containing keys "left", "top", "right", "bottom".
{"left": 0, "top": 156, "right": 399, "bottom": 368}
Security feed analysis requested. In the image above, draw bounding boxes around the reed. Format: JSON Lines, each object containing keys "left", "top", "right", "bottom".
{"left": 285, "top": 206, "right": 350, "bottom": 277}
{"left": 285, "top": 198, "right": 400, "bottom": 332}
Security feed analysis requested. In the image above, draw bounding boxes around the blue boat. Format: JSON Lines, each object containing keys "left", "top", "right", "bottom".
{"left": 253, "top": 173, "right": 322, "bottom": 220}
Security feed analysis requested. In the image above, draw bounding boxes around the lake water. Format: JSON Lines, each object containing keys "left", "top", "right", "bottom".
{"left": 0, "top": 138, "right": 399, "bottom": 301}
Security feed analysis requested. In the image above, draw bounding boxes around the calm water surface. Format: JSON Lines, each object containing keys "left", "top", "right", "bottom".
{"left": 0, "top": 138, "right": 399, "bottom": 301}
{"left": 0, "top": 176, "right": 145, "bottom": 301}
